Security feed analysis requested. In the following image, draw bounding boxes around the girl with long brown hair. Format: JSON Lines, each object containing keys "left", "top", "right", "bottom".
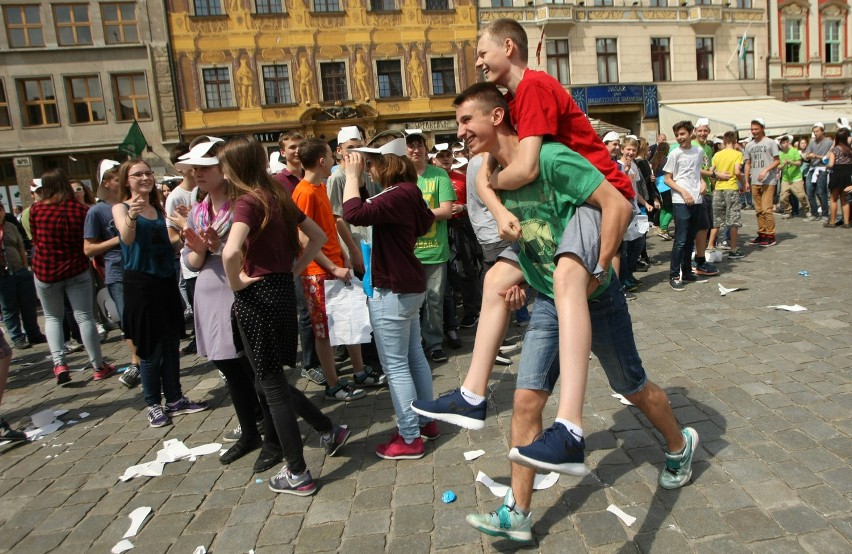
{"left": 221, "top": 136, "right": 350, "bottom": 496}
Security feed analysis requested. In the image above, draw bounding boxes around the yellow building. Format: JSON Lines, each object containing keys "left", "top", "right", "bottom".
{"left": 168, "top": 0, "right": 479, "bottom": 147}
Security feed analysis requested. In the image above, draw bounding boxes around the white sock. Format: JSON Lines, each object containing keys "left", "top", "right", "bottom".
{"left": 555, "top": 418, "right": 584, "bottom": 438}
{"left": 460, "top": 386, "right": 485, "bottom": 406}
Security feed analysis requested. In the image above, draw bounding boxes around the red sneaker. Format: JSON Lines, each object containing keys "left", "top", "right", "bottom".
{"left": 748, "top": 235, "right": 766, "bottom": 245}
{"left": 420, "top": 421, "right": 441, "bottom": 442}
{"left": 54, "top": 365, "right": 71, "bottom": 386}
{"left": 94, "top": 363, "right": 117, "bottom": 381}
{"left": 376, "top": 433, "right": 425, "bottom": 460}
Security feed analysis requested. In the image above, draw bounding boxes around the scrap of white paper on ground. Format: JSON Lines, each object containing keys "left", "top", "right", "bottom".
{"left": 79, "top": 412, "right": 90, "bottom": 419}
{"left": 464, "top": 450, "right": 485, "bottom": 461}
{"left": 192, "top": 547, "right": 207, "bottom": 554}
{"left": 767, "top": 304, "right": 807, "bottom": 312}
{"left": 476, "top": 471, "right": 559, "bottom": 497}
{"left": 111, "top": 539, "right": 134, "bottom": 554}
{"left": 120, "top": 439, "right": 222, "bottom": 481}
{"left": 611, "top": 393, "right": 634, "bottom": 406}
{"left": 718, "top": 284, "right": 741, "bottom": 296}
{"left": 607, "top": 504, "right": 636, "bottom": 526}
{"left": 123, "top": 506, "right": 152, "bottom": 538}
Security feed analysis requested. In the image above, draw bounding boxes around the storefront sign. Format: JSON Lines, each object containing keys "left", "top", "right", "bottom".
{"left": 571, "top": 85, "right": 659, "bottom": 118}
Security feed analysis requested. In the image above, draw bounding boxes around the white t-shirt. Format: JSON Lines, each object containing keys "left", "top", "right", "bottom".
{"left": 165, "top": 186, "right": 199, "bottom": 279}
{"left": 743, "top": 137, "right": 780, "bottom": 185}
{"left": 663, "top": 146, "right": 704, "bottom": 205}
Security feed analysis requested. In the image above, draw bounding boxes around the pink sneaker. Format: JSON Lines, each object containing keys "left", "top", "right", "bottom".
{"left": 376, "top": 433, "right": 425, "bottom": 460}
{"left": 420, "top": 421, "right": 441, "bottom": 441}
{"left": 54, "top": 365, "right": 71, "bottom": 386}
{"left": 94, "top": 363, "right": 117, "bottom": 381}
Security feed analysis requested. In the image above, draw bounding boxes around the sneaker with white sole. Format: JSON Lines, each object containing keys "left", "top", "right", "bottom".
{"left": 268, "top": 467, "right": 317, "bottom": 496}
{"left": 465, "top": 489, "right": 533, "bottom": 543}
{"left": 353, "top": 366, "right": 386, "bottom": 387}
{"left": 301, "top": 367, "right": 326, "bottom": 385}
{"left": 325, "top": 381, "right": 366, "bottom": 402}
{"left": 411, "top": 388, "right": 487, "bottom": 430}
{"left": 223, "top": 425, "right": 242, "bottom": 443}
{"left": 118, "top": 364, "right": 141, "bottom": 388}
{"left": 508, "top": 422, "right": 589, "bottom": 476}
{"left": 659, "top": 427, "right": 699, "bottom": 489}
{"left": 321, "top": 424, "right": 351, "bottom": 456}
{"left": 165, "top": 396, "right": 208, "bottom": 415}
{"left": 147, "top": 405, "right": 171, "bottom": 428}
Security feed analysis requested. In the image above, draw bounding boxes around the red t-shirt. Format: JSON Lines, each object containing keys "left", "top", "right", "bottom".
{"left": 449, "top": 170, "right": 467, "bottom": 219}
{"left": 233, "top": 191, "right": 306, "bottom": 277}
{"left": 507, "top": 69, "right": 634, "bottom": 200}
{"left": 291, "top": 180, "right": 344, "bottom": 276}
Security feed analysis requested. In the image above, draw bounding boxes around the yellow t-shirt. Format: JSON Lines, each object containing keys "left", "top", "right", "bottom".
{"left": 711, "top": 148, "right": 743, "bottom": 191}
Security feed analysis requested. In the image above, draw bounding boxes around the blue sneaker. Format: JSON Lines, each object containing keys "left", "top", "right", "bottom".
{"left": 465, "top": 489, "right": 533, "bottom": 543}
{"left": 410, "top": 389, "right": 486, "bottom": 430}
{"left": 508, "top": 422, "right": 589, "bottom": 476}
{"left": 659, "top": 427, "right": 699, "bottom": 490}
{"left": 268, "top": 467, "right": 317, "bottom": 496}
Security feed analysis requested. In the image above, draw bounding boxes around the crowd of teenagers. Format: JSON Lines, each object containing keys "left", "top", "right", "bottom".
{"left": 2, "top": 17, "right": 850, "bottom": 543}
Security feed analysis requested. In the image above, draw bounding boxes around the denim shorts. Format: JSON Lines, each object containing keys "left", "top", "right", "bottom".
{"left": 515, "top": 279, "right": 647, "bottom": 395}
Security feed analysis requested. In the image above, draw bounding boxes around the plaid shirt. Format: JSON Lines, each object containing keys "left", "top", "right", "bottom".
{"left": 30, "top": 199, "right": 90, "bottom": 283}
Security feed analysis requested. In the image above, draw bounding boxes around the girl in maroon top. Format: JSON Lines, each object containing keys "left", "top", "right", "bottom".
{"left": 30, "top": 169, "right": 115, "bottom": 386}
{"left": 221, "top": 136, "right": 350, "bottom": 497}
{"left": 342, "top": 143, "right": 438, "bottom": 460}
{"left": 827, "top": 128, "right": 852, "bottom": 227}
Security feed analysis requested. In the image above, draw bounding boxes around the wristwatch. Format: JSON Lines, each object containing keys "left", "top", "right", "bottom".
{"left": 592, "top": 264, "right": 609, "bottom": 285}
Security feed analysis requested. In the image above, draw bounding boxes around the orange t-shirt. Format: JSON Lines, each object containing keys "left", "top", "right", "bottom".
{"left": 291, "top": 179, "right": 344, "bottom": 276}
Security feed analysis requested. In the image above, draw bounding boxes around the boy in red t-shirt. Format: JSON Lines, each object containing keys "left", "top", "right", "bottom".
{"left": 291, "top": 139, "right": 386, "bottom": 401}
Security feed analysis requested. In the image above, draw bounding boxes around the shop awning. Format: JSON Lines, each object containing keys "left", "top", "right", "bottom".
{"left": 589, "top": 118, "right": 631, "bottom": 138}
{"left": 658, "top": 96, "right": 851, "bottom": 139}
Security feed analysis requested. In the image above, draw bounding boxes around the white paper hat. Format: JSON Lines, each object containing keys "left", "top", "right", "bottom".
{"left": 337, "top": 125, "right": 362, "bottom": 144}
{"left": 98, "top": 159, "right": 120, "bottom": 185}
{"left": 451, "top": 141, "right": 465, "bottom": 152}
{"left": 695, "top": 118, "right": 710, "bottom": 128}
{"left": 30, "top": 179, "right": 43, "bottom": 193}
{"left": 451, "top": 156, "right": 469, "bottom": 170}
{"left": 602, "top": 131, "right": 620, "bottom": 143}
{"left": 352, "top": 137, "right": 407, "bottom": 157}
{"left": 269, "top": 151, "right": 286, "bottom": 174}
{"left": 838, "top": 117, "right": 851, "bottom": 131}
{"left": 751, "top": 118, "right": 766, "bottom": 128}
{"left": 813, "top": 121, "right": 825, "bottom": 130}
{"left": 404, "top": 129, "right": 428, "bottom": 145}
{"left": 175, "top": 141, "right": 220, "bottom": 170}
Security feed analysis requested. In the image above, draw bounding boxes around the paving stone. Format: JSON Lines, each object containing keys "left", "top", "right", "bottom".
{"left": 387, "top": 533, "right": 432, "bottom": 554}
{"left": 34, "top": 502, "right": 95, "bottom": 533}
{"left": 167, "top": 532, "right": 216, "bottom": 554}
{"left": 256, "top": 514, "right": 303, "bottom": 546}
{"left": 798, "top": 528, "right": 851, "bottom": 553}
{"left": 339, "top": 533, "right": 387, "bottom": 552}
{"left": 722, "top": 507, "right": 784, "bottom": 542}
{"left": 211, "top": 521, "right": 264, "bottom": 553}
{"left": 574, "top": 510, "right": 628, "bottom": 547}
{"left": 305, "top": 499, "right": 351, "bottom": 525}
{"left": 432, "top": 506, "right": 484, "bottom": 549}
{"left": 227, "top": 500, "right": 273, "bottom": 526}
{"left": 351, "top": 485, "right": 391, "bottom": 513}
{"left": 293, "top": 522, "right": 344, "bottom": 553}
{"left": 11, "top": 530, "right": 69, "bottom": 554}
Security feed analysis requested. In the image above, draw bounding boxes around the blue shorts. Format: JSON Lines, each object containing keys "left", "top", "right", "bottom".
{"left": 515, "top": 278, "right": 647, "bottom": 396}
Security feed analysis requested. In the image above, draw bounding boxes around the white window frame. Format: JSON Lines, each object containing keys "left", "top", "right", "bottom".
{"left": 198, "top": 64, "right": 236, "bottom": 109}
{"left": 260, "top": 63, "right": 294, "bottom": 106}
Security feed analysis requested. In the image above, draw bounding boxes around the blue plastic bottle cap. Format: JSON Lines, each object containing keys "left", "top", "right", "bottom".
{"left": 441, "top": 490, "right": 457, "bottom": 503}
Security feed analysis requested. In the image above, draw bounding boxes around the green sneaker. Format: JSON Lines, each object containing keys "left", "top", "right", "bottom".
{"left": 465, "top": 490, "right": 533, "bottom": 543}
{"left": 659, "top": 427, "right": 699, "bottom": 490}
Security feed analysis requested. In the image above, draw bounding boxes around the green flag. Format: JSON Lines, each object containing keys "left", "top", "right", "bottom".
{"left": 118, "top": 120, "right": 148, "bottom": 157}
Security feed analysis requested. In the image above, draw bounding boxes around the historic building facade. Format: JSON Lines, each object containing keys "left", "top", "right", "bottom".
{"left": 168, "top": 0, "right": 479, "bottom": 147}
{"left": 480, "top": 0, "right": 768, "bottom": 137}
{"left": 0, "top": 0, "right": 178, "bottom": 206}
{"left": 767, "top": 0, "right": 850, "bottom": 102}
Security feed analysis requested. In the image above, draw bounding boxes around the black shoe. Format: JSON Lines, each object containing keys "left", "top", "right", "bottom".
{"left": 220, "top": 436, "right": 262, "bottom": 465}
{"left": 459, "top": 314, "right": 479, "bottom": 328}
{"left": 681, "top": 273, "right": 697, "bottom": 282}
{"left": 430, "top": 349, "right": 448, "bottom": 363}
{"left": 253, "top": 445, "right": 283, "bottom": 473}
{"left": 28, "top": 335, "right": 47, "bottom": 345}
{"left": 180, "top": 339, "right": 197, "bottom": 355}
{"left": 0, "top": 419, "right": 27, "bottom": 441}
{"left": 12, "top": 339, "right": 31, "bottom": 350}
{"left": 334, "top": 345, "right": 349, "bottom": 363}
{"left": 445, "top": 330, "right": 463, "bottom": 349}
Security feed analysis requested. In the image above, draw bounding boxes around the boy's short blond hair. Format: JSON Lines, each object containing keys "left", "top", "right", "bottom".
{"left": 479, "top": 18, "right": 528, "bottom": 55}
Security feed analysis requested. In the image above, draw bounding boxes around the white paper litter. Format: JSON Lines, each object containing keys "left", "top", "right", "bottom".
{"left": 79, "top": 412, "right": 90, "bottom": 419}
{"left": 611, "top": 393, "right": 634, "bottom": 406}
{"left": 192, "top": 547, "right": 207, "bottom": 554}
{"left": 475, "top": 471, "right": 560, "bottom": 497}
{"left": 607, "top": 504, "right": 636, "bottom": 526}
{"left": 119, "top": 439, "right": 222, "bottom": 481}
{"left": 767, "top": 304, "right": 807, "bottom": 312}
{"left": 123, "top": 506, "right": 152, "bottom": 538}
{"left": 52, "top": 409, "right": 69, "bottom": 418}
{"left": 111, "top": 539, "right": 134, "bottom": 553}
{"left": 31, "top": 409, "right": 59, "bottom": 428}
{"left": 25, "top": 420, "right": 64, "bottom": 440}
{"left": 0, "top": 440, "right": 10, "bottom": 447}
{"left": 718, "top": 284, "right": 741, "bottom": 296}
{"left": 464, "top": 449, "right": 485, "bottom": 461}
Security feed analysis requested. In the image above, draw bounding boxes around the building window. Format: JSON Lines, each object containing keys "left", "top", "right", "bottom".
{"left": 18, "top": 78, "right": 59, "bottom": 127}
{"left": 738, "top": 37, "right": 755, "bottom": 80}
{"left": 320, "top": 62, "right": 348, "bottom": 101}
{"left": 593, "top": 0, "right": 614, "bottom": 6}
{"left": 696, "top": 37, "right": 714, "bottom": 81}
{"left": 194, "top": 0, "right": 223, "bottom": 16}
{"left": 313, "top": 0, "right": 342, "bottom": 12}
{"left": 431, "top": 58, "right": 456, "bottom": 96}
{"left": 101, "top": 3, "right": 138, "bottom": 44}
{"left": 370, "top": 0, "right": 397, "bottom": 10}
{"left": 649, "top": 0, "right": 668, "bottom": 6}
{"left": 596, "top": 38, "right": 618, "bottom": 84}
{"left": 491, "top": 0, "right": 512, "bottom": 6}
{"left": 112, "top": 73, "right": 152, "bottom": 120}
{"left": 66, "top": 76, "right": 106, "bottom": 124}
{"left": 546, "top": 39, "right": 570, "bottom": 85}
{"left": 694, "top": 0, "right": 711, "bottom": 5}
{"left": 425, "top": 0, "right": 450, "bottom": 9}
{"left": 262, "top": 65, "right": 292, "bottom": 105}
{"left": 736, "top": 0, "right": 752, "bottom": 7}
{"left": 0, "top": 80, "right": 11, "bottom": 129}
{"left": 376, "top": 60, "right": 404, "bottom": 98}
{"left": 784, "top": 19, "right": 803, "bottom": 63}
{"left": 825, "top": 20, "right": 842, "bottom": 64}
{"left": 3, "top": 5, "right": 44, "bottom": 48}
{"left": 54, "top": 4, "right": 92, "bottom": 46}
{"left": 255, "top": 0, "right": 284, "bottom": 13}
{"left": 650, "top": 38, "right": 670, "bottom": 82}
{"left": 201, "top": 68, "right": 234, "bottom": 109}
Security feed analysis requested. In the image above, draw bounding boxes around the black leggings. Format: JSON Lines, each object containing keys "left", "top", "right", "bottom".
{"left": 233, "top": 274, "right": 332, "bottom": 474}
{"left": 212, "top": 357, "right": 270, "bottom": 446}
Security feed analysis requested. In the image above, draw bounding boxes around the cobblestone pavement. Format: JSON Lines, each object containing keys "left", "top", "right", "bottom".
{"left": 0, "top": 215, "right": 850, "bottom": 553}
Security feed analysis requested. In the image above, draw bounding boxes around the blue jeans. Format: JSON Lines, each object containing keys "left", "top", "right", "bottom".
{"left": 369, "top": 288, "right": 433, "bottom": 441}
{"left": 295, "top": 273, "right": 318, "bottom": 369}
{"left": 516, "top": 280, "right": 647, "bottom": 396}
{"left": 0, "top": 268, "right": 41, "bottom": 342}
{"left": 620, "top": 236, "right": 645, "bottom": 283}
{"left": 805, "top": 168, "right": 829, "bottom": 218}
{"left": 140, "top": 335, "right": 182, "bottom": 407}
{"left": 670, "top": 204, "right": 701, "bottom": 279}
{"left": 107, "top": 281, "right": 125, "bottom": 327}
{"left": 34, "top": 271, "right": 102, "bottom": 368}
{"left": 419, "top": 263, "right": 447, "bottom": 353}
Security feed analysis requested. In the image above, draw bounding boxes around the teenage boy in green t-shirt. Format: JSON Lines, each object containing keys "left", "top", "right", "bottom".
{"left": 778, "top": 135, "right": 809, "bottom": 219}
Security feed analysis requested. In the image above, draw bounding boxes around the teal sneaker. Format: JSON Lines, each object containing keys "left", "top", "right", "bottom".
{"left": 659, "top": 427, "right": 699, "bottom": 490}
{"left": 465, "top": 490, "right": 533, "bottom": 543}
